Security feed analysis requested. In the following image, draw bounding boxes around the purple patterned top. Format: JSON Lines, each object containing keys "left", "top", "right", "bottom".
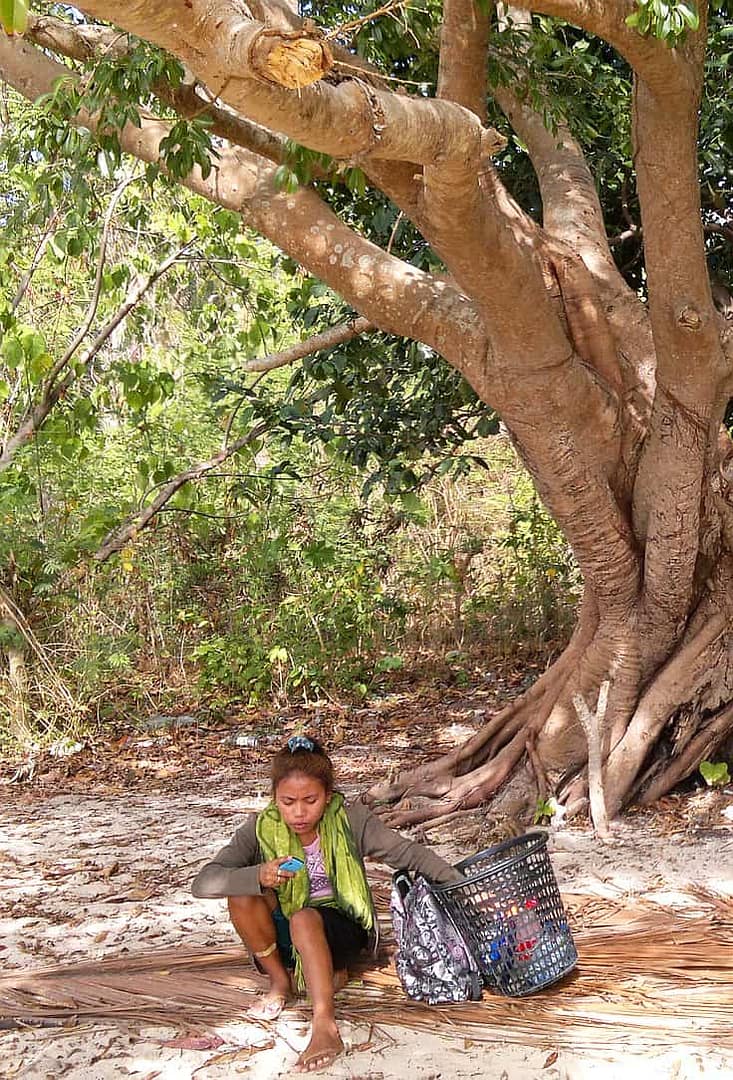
{"left": 303, "top": 835, "right": 333, "bottom": 900}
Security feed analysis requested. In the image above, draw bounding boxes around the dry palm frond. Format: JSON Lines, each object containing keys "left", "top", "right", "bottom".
{"left": 2, "top": 900, "right": 732, "bottom": 1054}
{"left": 687, "top": 884, "right": 733, "bottom": 919}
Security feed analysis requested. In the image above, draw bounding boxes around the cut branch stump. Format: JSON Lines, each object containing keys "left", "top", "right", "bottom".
{"left": 573, "top": 680, "right": 612, "bottom": 840}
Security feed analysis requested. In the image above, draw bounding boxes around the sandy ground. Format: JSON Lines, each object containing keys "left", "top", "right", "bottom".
{"left": 2, "top": 748, "right": 733, "bottom": 1080}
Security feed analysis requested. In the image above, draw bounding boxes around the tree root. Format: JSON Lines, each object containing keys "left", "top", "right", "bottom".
{"left": 639, "top": 701, "right": 733, "bottom": 805}
{"left": 382, "top": 726, "right": 529, "bottom": 827}
{"left": 366, "top": 693, "right": 528, "bottom": 806}
{"left": 603, "top": 612, "right": 729, "bottom": 815}
{"left": 525, "top": 731, "right": 547, "bottom": 805}
{"left": 366, "top": 602, "right": 597, "bottom": 811}
{"left": 367, "top": 575, "right": 732, "bottom": 827}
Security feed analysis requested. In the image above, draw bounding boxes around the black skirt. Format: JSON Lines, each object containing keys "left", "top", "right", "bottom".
{"left": 256, "top": 904, "right": 368, "bottom": 972}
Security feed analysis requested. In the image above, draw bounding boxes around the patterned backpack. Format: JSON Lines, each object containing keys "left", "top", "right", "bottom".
{"left": 390, "top": 871, "right": 483, "bottom": 1004}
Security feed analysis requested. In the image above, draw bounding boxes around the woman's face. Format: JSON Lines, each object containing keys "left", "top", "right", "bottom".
{"left": 275, "top": 770, "right": 330, "bottom": 841}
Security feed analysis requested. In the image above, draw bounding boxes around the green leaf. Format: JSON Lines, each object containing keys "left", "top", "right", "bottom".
{"left": 375, "top": 654, "right": 404, "bottom": 673}
{"left": 1, "top": 334, "right": 23, "bottom": 369}
{"left": 21, "top": 328, "right": 48, "bottom": 362}
{"left": 534, "top": 797, "right": 556, "bottom": 824}
{"left": 677, "top": 3, "right": 699, "bottom": 28}
{"left": 0, "top": 0, "right": 28, "bottom": 34}
{"left": 476, "top": 414, "right": 500, "bottom": 437}
{"left": 274, "top": 165, "right": 299, "bottom": 193}
{"left": 699, "top": 760, "right": 730, "bottom": 786}
{"left": 625, "top": 1, "right": 699, "bottom": 43}
{"left": 399, "top": 491, "right": 426, "bottom": 517}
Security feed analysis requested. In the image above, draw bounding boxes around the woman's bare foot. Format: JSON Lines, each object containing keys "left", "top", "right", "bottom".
{"left": 247, "top": 978, "right": 291, "bottom": 1021}
{"left": 295, "top": 1019, "right": 344, "bottom": 1072}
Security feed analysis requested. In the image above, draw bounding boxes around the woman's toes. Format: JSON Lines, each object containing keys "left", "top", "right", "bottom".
{"left": 247, "top": 992, "right": 287, "bottom": 1021}
{"left": 295, "top": 1029, "right": 343, "bottom": 1072}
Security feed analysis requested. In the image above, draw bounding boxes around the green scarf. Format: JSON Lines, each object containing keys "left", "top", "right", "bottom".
{"left": 255, "top": 792, "right": 374, "bottom": 986}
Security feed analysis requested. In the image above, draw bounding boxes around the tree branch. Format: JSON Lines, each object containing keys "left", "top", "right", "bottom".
{"left": 92, "top": 421, "right": 270, "bottom": 563}
{"left": 493, "top": 91, "right": 619, "bottom": 279}
{"left": 161, "top": 82, "right": 291, "bottom": 167}
{"left": 505, "top": 1, "right": 689, "bottom": 93}
{"left": 492, "top": 6, "right": 627, "bottom": 292}
{"left": 26, "top": 14, "right": 130, "bottom": 61}
{"left": 0, "top": 241, "right": 191, "bottom": 473}
{"left": 418, "top": 0, "right": 499, "bottom": 292}
{"left": 27, "top": 15, "right": 474, "bottom": 221}
{"left": 70, "top": 1, "right": 503, "bottom": 170}
{"left": 0, "top": 35, "right": 488, "bottom": 376}
{"left": 25, "top": 15, "right": 296, "bottom": 170}
{"left": 437, "top": 0, "right": 490, "bottom": 121}
{"left": 244, "top": 317, "right": 374, "bottom": 372}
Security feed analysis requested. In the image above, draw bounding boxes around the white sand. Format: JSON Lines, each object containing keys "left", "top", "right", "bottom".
{"left": 1, "top": 782, "right": 732, "bottom": 1080}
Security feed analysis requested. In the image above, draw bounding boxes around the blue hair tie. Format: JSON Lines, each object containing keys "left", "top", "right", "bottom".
{"left": 287, "top": 735, "right": 315, "bottom": 753}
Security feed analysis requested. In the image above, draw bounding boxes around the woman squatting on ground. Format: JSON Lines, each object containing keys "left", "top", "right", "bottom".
{"left": 192, "top": 735, "right": 460, "bottom": 1072}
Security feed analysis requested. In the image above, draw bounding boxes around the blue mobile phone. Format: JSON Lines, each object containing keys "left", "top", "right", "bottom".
{"left": 280, "top": 856, "right": 305, "bottom": 873}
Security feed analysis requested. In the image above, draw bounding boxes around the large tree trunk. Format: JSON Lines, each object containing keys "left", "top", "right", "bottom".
{"left": 366, "top": 255, "right": 733, "bottom": 825}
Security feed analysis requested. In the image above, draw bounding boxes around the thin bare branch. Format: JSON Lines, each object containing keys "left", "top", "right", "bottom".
{"left": 573, "top": 681, "right": 611, "bottom": 838}
{"left": 46, "top": 172, "right": 138, "bottom": 389}
{"left": 74, "top": 241, "right": 193, "bottom": 372}
{"left": 0, "top": 242, "right": 190, "bottom": 473}
{"left": 0, "top": 588, "right": 78, "bottom": 709}
{"left": 92, "top": 421, "right": 270, "bottom": 563}
{"left": 244, "top": 317, "right": 374, "bottom": 372}
{"left": 11, "top": 211, "right": 62, "bottom": 315}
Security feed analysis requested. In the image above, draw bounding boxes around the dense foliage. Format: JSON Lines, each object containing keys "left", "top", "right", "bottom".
{"left": 0, "top": 78, "right": 577, "bottom": 748}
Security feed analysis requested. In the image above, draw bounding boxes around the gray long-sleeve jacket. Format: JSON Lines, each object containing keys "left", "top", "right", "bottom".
{"left": 191, "top": 799, "right": 461, "bottom": 898}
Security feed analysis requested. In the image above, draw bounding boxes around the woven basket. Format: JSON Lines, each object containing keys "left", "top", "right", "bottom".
{"left": 434, "top": 831, "right": 577, "bottom": 997}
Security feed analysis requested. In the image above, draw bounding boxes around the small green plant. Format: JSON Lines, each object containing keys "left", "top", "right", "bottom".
{"left": 534, "top": 797, "right": 557, "bottom": 825}
{"left": 699, "top": 760, "right": 730, "bottom": 787}
{"left": 375, "top": 654, "right": 404, "bottom": 673}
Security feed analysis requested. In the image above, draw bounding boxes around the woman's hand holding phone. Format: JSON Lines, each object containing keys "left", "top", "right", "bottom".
{"left": 258, "top": 855, "right": 304, "bottom": 888}
{"left": 279, "top": 856, "right": 305, "bottom": 873}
